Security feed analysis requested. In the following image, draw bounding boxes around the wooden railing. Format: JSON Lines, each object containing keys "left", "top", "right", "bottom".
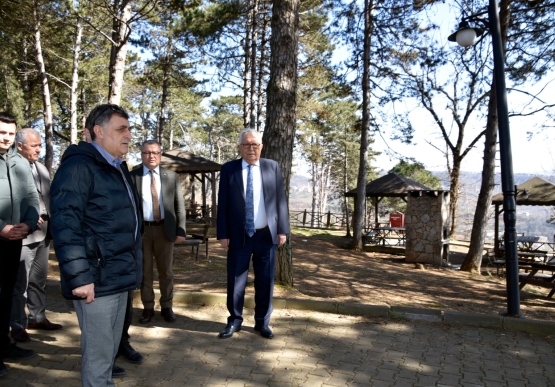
{"left": 289, "top": 210, "right": 348, "bottom": 230}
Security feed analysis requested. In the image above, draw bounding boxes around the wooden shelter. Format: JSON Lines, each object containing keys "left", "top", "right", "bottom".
{"left": 345, "top": 173, "right": 433, "bottom": 227}
{"left": 491, "top": 176, "right": 555, "bottom": 257}
{"left": 158, "top": 150, "right": 222, "bottom": 218}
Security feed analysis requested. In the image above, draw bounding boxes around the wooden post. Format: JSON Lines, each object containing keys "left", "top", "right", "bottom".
{"left": 327, "top": 211, "right": 331, "bottom": 228}
{"left": 302, "top": 209, "right": 307, "bottom": 226}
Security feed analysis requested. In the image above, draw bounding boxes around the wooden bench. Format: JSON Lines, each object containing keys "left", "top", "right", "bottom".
{"left": 176, "top": 237, "right": 203, "bottom": 261}
{"left": 518, "top": 263, "right": 555, "bottom": 298}
{"left": 184, "top": 221, "right": 212, "bottom": 261}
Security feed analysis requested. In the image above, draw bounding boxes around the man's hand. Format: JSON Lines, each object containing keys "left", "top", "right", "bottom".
{"left": 278, "top": 234, "right": 286, "bottom": 247}
{"left": 219, "top": 238, "right": 229, "bottom": 249}
{"left": 0, "top": 223, "right": 31, "bottom": 240}
{"left": 175, "top": 236, "right": 186, "bottom": 243}
{"left": 72, "top": 283, "right": 95, "bottom": 304}
{"left": 37, "top": 217, "right": 44, "bottom": 226}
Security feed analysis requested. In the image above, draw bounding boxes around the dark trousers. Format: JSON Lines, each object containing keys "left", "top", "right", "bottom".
{"left": 0, "top": 239, "right": 23, "bottom": 352}
{"left": 226, "top": 227, "right": 276, "bottom": 328}
{"left": 118, "top": 289, "right": 134, "bottom": 350}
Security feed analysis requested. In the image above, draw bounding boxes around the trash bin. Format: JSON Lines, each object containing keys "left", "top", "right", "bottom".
{"left": 390, "top": 212, "right": 404, "bottom": 227}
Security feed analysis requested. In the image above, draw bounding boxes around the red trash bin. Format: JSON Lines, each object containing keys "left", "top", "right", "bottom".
{"left": 390, "top": 212, "right": 404, "bottom": 227}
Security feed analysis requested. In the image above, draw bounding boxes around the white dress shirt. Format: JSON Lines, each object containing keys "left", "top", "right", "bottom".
{"left": 142, "top": 165, "right": 165, "bottom": 221}
{"left": 242, "top": 159, "right": 268, "bottom": 229}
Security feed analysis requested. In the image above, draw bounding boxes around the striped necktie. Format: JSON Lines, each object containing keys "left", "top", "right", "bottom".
{"left": 245, "top": 165, "right": 255, "bottom": 237}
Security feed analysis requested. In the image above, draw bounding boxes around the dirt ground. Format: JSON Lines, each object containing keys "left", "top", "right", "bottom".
{"left": 47, "top": 231, "right": 555, "bottom": 321}
{"left": 169, "top": 231, "right": 555, "bottom": 322}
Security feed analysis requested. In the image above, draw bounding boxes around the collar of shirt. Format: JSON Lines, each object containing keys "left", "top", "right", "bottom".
{"left": 92, "top": 142, "right": 122, "bottom": 168}
{"left": 241, "top": 159, "right": 260, "bottom": 169}
{"left": 142, "top": 165, "right": 160, "bottom": 175}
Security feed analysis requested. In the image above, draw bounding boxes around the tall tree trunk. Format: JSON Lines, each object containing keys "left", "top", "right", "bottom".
{"left": 256, "top": 4, "right": 269, "bottom": 131}
{"left": 80, "top": 86, "right": 87, "bottom": 141}
{"left": 352, "top": 0, "right": 374, "bottom": 250}
{"left": 261, "top": 0, "right": 299, "bottom": 286}
{"left": 158, "top": 36, "right": 172, "bottom": 145}
{"left": 33, "top": 0, "right": 54, "bottom": 172}
{"left": 311, "top": 158, "right": 318, "bottom": 228}
{"left": 108, "top": 0, "right": 132, "bottom": 105}
{"left": 249, "top": 0, "right": 259, "bottom": 129}
{"left": 70, "top": 16, "right": 83, "bottom": 145}
{"left": 449, "top": 162, "right": 461, "bottom": 236}
{"left": 22, "top": 38, "right": 31, "bottom": 126}
{"left": 243, "top": 0, "right": 253, "bottom": 128}
{"left": 462, "top": 0, "right": 511, "bottom": 272}
{"left": 344, "top": 138, "right": 351, "bottom": 237}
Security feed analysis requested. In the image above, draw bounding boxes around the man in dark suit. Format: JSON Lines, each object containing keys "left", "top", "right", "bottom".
{"left": 130, "top": 140, "right": 186, "bottom": 324}
{"left": 10, "top": 128, "right": 62, "bottom": 344}
{"left": 217, "top": 128, "right": 289, "bottom": 339}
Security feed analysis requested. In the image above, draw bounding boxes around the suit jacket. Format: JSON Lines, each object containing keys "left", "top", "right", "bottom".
{"left": 217, "top": 158, "right": 290, "bottom": 247}
{"left": 130, "top": 165, "right": 186, "bottom": 242}
{"left": 24, "top": 161, "right": 50, "bottom": 246}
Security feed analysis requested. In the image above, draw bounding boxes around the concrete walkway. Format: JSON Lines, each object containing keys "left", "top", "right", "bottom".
{"left": 2, "top": 291, "right": 555, "bottom": 386}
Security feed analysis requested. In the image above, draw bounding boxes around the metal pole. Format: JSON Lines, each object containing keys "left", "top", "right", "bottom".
{"left": 489, "top": 0, "right": 520, "bottom": 316}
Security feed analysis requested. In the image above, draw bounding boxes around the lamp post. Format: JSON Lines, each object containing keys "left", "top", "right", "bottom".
{"left": 448, "top": 0, "right": 521, "bottom": 317}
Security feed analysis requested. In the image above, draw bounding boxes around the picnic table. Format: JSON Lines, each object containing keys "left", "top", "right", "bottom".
{"left": 517, "top": 235, "right": 549, "bottom": 251}
{"left": 518, "top": 262, "right": 555, "bottom": 298}
{"left": 365, "top": 227, "right": 405, "bottom": 246}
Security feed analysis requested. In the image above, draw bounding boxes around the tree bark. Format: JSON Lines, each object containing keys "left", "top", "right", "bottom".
{"left": 108, "top": 0, "right": 132, "bottom": 105}
{"left": 33, "top": 0, "right": 54, "bottom": 172}
{"left": 261, "top": 0, "right": 299, "bottom": 286}
{"left": 352, "top": 0, "right": 374, "bottom": 250}
{"left": 70, "top": 16, "right": 83, "bottom": 145}
{"left": 22, "top": 38, "right": 31, "bottom": 126}
{"left": 462, "top": 0, "right": 511, "bottom": 272}
{"left": 158, "top": 35, "right": 172, "bottom": 145}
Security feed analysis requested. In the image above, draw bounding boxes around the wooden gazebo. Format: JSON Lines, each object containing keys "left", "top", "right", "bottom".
{"left": 491, "top": 176, "right": 555, "bottom": 257}
{"left": 345, "top": 173, "right": 433, "bottom": 227}
{"left": 159, "top": 150, "right": 222, "bottom": 218}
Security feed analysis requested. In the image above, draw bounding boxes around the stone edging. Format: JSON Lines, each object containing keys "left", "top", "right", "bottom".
{"left": 136, "top": 290, "right": 555, "bottom": 337}
{"left": 45, "top": 283, "right": 554, "bottom": 336}
{"left": 165, "top": 290, "right": 555, "bottom": 335}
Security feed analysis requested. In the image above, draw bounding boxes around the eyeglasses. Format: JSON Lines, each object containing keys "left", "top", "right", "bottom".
{"left": 141, "top": 151, "right": 161, "bottom": 156}
{"left": 241, "top": 143, "right": 261, "bottom": 149}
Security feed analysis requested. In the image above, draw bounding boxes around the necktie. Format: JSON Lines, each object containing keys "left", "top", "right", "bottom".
{"left": 245, "top": 165, "right": 255, "bottom": 237}
{"left": 150, "top": 169, "right": 162, "bottom": 222}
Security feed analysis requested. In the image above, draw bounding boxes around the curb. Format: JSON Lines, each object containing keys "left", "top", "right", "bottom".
{"left": 46, "top": 283, "right": 555, "bottom": 336}
{"left": 134, "top": 289, "right": 555, "bottom": 336}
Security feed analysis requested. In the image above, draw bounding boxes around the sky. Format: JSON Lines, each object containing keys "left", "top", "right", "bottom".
{"left": 350, "top": 3, "right": 555, "bottom": 177}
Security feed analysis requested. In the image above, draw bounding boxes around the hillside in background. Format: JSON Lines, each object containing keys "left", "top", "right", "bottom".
{"left": 289, "top": 171, "right": 555, "bottom": 242}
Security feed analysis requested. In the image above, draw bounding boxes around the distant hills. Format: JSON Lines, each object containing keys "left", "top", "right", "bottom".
{"left": 289, "top": 171, "right": 555, "bottom": 241}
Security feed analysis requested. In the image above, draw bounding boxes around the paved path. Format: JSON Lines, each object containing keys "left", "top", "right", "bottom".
{"left": 2, "top": 294, "right": 555, "bottom": 386}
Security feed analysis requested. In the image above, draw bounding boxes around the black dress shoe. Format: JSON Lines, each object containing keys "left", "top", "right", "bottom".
{"left": 218, "top": 325, "right": 241, "bottom": 339}
{"left": 139, "top": 308, "right": 154, "bottom": 324}
{"left": 27, "top": 319, "right": 63, "bottom": 330}
{"left": 161, "top": 308, "right": 176, "bottom": 322}
{"left": 11, "top": 328, "right": 30, "bottom": 342}
{"left": 118, "top": 342, "right": 145, "bottom": 364}
{"left": 112, "top": 364, "right": 126, "bottom": 378}
{"left": 1, "top": 343, "right": 36, "bottom": 360}
{"left": 254, "top": 325, "right": 274, "bottom": 339}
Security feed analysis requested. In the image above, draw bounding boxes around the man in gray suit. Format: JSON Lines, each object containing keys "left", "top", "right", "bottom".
{"left": 130, "top": 140, "right": 186, "bottom": 323}
{"left": 10, "top": 129, "right": 62, "bottom": 343}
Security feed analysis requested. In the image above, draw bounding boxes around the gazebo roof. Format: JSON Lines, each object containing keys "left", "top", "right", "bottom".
{"left": 491, "top": 176, "right": 555, "bottom": 206}
{"left": 159, "top": 149, "right": 222, "bottom": 174}
{"left": 345, "top": 173, "right": 433, "bottom": 198}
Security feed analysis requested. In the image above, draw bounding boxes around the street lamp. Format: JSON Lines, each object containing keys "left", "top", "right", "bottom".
{"left": 448, "top": 0, "right": 521, "bottom": 317}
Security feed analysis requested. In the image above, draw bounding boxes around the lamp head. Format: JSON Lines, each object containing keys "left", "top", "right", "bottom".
{"left": 448, "top": 20, "right": 484, "bottom": 47}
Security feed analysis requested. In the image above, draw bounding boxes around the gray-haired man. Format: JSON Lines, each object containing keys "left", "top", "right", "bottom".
{"left": 10, "top": 128, "right": 62, "bottom": 344}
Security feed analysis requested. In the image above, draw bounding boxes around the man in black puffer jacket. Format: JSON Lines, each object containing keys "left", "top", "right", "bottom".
{"left": 50, "top": 104, "right": 142, "bottom": 387}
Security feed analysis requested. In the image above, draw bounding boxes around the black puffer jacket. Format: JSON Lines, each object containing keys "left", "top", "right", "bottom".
{"left": 50, "top": 142, "right": 143, "bottom": 300}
